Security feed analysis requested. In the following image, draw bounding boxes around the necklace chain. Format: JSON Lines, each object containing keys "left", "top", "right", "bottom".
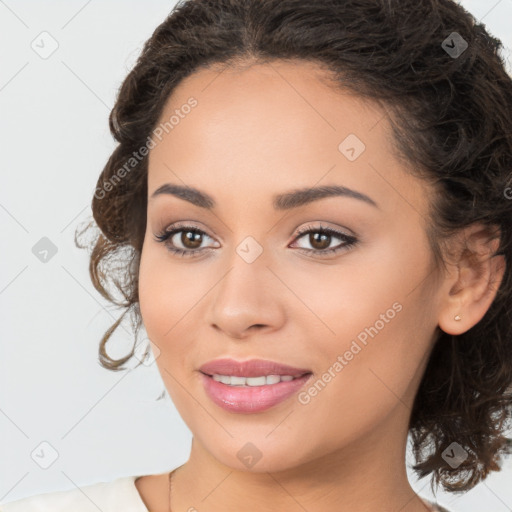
{"left": 168, "top": 465, "right": 183, "bottom": 512}
{"left": 168, "top": 469, "right": 171, "bottom": 512}
{"left": 168, "top": 469, "right": 174, "bottom": 512}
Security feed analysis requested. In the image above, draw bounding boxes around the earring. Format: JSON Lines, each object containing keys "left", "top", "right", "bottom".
{"left": 454, "top": 315, "right": 462, "bottom": 321}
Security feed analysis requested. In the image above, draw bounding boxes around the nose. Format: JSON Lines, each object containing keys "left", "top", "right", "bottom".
{"left": 206, "top": 252, "right": 287, "bottom": 340}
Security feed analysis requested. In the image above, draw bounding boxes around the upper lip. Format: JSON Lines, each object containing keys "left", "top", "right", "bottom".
{"left": 199, "top": 358, "right": 312, "bottom": 378}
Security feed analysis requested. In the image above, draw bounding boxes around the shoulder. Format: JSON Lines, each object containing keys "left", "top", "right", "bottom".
{"left": 0, "top": 475, "right": 146, "bottom": 512}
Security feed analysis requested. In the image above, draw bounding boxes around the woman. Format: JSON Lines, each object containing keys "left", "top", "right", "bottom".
{"left": 3, "top": 0, "right": 512, "bottom": 511}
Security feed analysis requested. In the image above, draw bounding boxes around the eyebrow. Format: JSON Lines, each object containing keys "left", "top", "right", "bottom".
{"left": 150, "top": 183, "right": 378, "bottom": 210}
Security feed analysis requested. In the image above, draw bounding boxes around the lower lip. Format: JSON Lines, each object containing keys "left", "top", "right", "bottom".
{"left": 200, "top": 372, "right": 312, "bottom": 413}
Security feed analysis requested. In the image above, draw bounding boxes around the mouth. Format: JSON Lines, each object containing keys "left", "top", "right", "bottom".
{"left": 198, "top": 358, "right": 313, "bottom": 413}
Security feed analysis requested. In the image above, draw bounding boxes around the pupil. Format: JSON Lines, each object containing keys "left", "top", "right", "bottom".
{"left": 183, "top": 230, "right": 202, "bottom": 249}
{"left": 311, "top": 232, "right": 330, "bottom": 250}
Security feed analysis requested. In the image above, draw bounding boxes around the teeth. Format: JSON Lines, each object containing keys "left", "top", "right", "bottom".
{"left": 211, "top": 374, "right": 299, "bottom": 386}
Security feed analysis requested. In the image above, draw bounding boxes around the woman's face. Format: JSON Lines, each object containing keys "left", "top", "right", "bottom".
{"left": 138, "top": 60, "right": 444, "bottom": 472}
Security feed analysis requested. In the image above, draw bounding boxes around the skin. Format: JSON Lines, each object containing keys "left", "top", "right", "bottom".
{"left": 134, "top": 59, "right": 505, "bottom": 512}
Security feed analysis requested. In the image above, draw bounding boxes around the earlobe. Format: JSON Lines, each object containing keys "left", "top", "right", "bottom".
{"left": 437, "top": 225, "right": 506, "bottom": 336}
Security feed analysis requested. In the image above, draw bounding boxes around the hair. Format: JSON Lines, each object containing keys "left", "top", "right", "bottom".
{"left": 75, "top": 0, "right": 512, "bottom": 496}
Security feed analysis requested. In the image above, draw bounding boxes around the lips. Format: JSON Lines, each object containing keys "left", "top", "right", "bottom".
{"left": 198, "top": 358, "right": 312, "bottom": 378}
{"left": 201, "top": 372, "right": 312, "bottom": 413}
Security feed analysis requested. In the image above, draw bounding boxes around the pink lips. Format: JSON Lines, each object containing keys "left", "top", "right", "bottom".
{"left": 198, "top": 358, "right": 313, "bottom": 413}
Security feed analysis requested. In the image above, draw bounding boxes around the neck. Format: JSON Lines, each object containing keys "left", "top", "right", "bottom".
{"left": 169, "top": 407, "right": 433, "bottom": 512}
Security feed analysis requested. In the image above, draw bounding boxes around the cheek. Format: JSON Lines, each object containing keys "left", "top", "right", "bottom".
{"left": 138, "top": 242, "right": 197, "bottom": 339}
{"left": 298, "top": 233, "right": 434, "bottom": 413}
{"left": 138, "top": 247, "right": 170, "bottom": 338}
{"left": 295, "top": 299, "right": 430, "bottom": 456}
{"left": 283, "top": 242, "right": 420, "bottom": 346}
{"left": 138, "top": 242, "right": 215, "bottom": 379}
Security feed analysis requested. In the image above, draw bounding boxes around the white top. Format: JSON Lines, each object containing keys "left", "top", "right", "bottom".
{"left": 0, "top": 474, "right": 454, "bottom": 512}
{"left": 0, "top": 475, "right": 149, "bottom": 512}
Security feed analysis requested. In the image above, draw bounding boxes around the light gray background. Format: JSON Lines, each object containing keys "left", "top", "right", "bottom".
{"left": 1, "top": 1, "right": 511, "bottom": 510}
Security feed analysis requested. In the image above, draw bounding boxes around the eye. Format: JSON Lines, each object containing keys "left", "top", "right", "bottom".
{"left": 290, "top": 223, "right": 358, "bottom": 256}
{"left": 153, "top": 222, "right": 219, "bottom": 257}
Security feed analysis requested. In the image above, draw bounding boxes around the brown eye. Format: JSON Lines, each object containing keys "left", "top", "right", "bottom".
{"left": 179, "top": 230, "right": 203, "bottom": 249}
{"left": 291, "top": 225, "right": 358, "bottom": 257}
{"left": 154, "top": 224, "right": 219, "bottom": 257}
{"left": 308, "top": 232, "right": 332, "bottom": 250}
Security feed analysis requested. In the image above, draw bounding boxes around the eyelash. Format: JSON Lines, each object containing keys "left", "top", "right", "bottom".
{"left": 153, "top": 222, "right": 358, "bottom": 258}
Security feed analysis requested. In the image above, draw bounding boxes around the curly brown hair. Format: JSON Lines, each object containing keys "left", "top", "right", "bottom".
{"left": 75, "top": 0, "right": 512, "bottom": 496}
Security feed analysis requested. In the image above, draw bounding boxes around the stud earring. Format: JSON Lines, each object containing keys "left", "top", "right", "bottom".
{"left": 454, "top": 315, "right": 462, "bottom": 321}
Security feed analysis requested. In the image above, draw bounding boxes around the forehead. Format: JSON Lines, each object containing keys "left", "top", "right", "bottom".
{"left": 151, "top": 59, "right": 385, "bottom": 158}
{"left": 147, "top": 59, "right": 429, "bottom": 217}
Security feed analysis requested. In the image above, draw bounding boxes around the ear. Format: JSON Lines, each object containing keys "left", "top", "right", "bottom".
{"left": 438, "top": 224, "right": 506, "bottom": 336}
